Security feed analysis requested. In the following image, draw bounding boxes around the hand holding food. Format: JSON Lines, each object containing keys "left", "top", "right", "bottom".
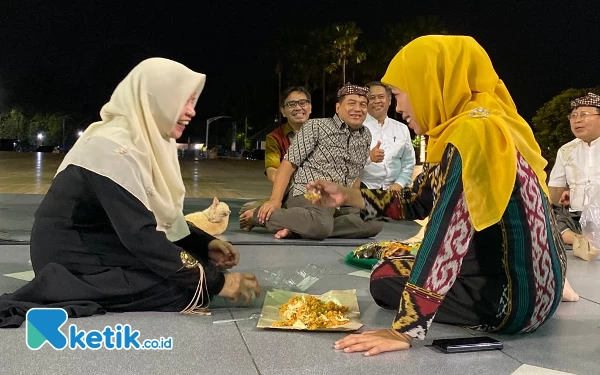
{"left": 305, "top": 180, "right": 348, "bottom": 207}
{"left": 304, "top": 190, "right": 322, "bottom": 201}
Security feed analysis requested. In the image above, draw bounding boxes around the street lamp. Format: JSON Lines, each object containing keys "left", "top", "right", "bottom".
{"left": 193, "top": 143, "right": 204, "bottom": 161}
{"left": 205, "top": 116, "right": 231, "bottom": 156}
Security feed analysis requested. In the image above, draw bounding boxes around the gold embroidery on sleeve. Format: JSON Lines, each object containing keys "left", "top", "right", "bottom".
{"left": 179, "top": 251, "right": 212, "bottom": 316}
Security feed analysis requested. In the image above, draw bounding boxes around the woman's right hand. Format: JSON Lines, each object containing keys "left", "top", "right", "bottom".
{"left": 306, "top": 180, "right": 349, "bottom": 207}
{"left": 218, "top": 273, "right": 261, "bottom": 304}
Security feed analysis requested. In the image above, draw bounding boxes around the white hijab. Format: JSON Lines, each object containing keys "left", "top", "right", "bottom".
{"left": 57, "top": 58, "right": 206, "bottom": 242}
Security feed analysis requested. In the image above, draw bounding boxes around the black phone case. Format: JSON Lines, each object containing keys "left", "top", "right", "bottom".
{"left": 431, "top": 336, "right": 504, "bottom": 353}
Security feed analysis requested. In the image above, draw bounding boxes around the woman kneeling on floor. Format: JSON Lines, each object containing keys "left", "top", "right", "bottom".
{"left": 0, "top": 58, "right": 260, "bottom": 328}
{"left": 307, "top": 35, "right": 574, "bottom": 356}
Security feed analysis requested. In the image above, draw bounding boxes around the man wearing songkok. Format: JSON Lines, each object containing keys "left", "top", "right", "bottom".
{"left": 239, "top": 84, "right": 384, "bottom": 240}
{"left": 549, "top": 92, "right": 600, "bottom": 244}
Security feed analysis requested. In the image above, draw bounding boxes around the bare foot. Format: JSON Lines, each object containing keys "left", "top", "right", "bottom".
{"left": 239, "top": 209, "right": 256, "bottom": 231}
{"left": 239, "top": 200, "right": 263, "bottom": 215}
{"left": 562, "top": 278, "right": 579, "bottom": 302}
{"left": 274, "top": 228, "right": 295, "bottom": 239}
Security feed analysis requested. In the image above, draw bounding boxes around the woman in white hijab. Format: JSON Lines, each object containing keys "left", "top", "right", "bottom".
{"left": 0, "top": 58, "right": 260, "bottom": 328}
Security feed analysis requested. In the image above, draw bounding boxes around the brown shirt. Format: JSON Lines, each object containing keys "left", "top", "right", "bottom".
{"left": 265, "top": 123, "right": 295, "bottom": 171}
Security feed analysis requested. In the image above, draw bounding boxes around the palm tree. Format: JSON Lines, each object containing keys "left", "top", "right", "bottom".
{"left": 270, "top": 29, "right": 298, "bottom": 122}
{"left": 304, "top": 26, "right": 335, "bottom": 117}
{"left": 326, "top": 22, "right": 367, "bottom": 85}
{"left": 385, "top": 16, "right": 448, "bottom": 61}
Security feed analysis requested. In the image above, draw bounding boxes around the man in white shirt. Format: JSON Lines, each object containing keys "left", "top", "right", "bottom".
{"left": 548, "top": 92, "right": 600, "bottom": 244}
{"left": 360, "top": 81, "right": 415, "bottom": 191}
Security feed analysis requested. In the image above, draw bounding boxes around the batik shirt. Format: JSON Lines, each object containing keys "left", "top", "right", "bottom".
{"left": 284, "top": 115, "right": 371, "bottom": 197}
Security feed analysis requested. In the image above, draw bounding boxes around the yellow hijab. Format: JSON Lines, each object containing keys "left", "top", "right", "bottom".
{"left": 381, "top": 35, "right": 549, "bottom": 231}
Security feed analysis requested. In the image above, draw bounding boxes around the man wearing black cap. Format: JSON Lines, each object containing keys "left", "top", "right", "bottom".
{"left": 548, "top": 92, "right": 600, "bottom": 245}
{"left": 240, "top": 83, "right": 384, "bottom": 239}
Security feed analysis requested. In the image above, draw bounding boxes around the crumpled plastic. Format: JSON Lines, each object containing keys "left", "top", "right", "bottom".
{"left": 260, "top": 264, "right": 327, "bottom": 292}
{"left": 580, "top": 185, "right": 600, "bottom": 250}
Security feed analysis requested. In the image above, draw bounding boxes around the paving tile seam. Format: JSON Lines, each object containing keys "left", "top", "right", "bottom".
{"left": 0, "top": 241, "right": 364, "bottom": 247}
{"left": 580, "top": 297, "right": 600, "bottom": 306}
{"left": 221, "top": 241, "right": 368, "bottom": 247}
{"left": 233, "top": 314, "right": 263, "bottom": 375}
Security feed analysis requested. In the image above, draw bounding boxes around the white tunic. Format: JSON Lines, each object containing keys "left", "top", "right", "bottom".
{"left": 548, "top": 137, "right": 600, "bottom": 212}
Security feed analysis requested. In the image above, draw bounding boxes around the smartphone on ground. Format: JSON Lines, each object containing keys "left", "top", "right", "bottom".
{"left": 431, "top": 336, "right": 504, "bottom": 353}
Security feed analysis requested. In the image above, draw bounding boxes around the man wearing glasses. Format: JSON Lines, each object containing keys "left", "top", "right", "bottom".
{"left": 240, "top": 84, "right": 384, "bottom": 240}
{"left": 548, "top": 92, "right": 600, "bottom": 245}
{"left": 265, "top": 86, "right": 313, "bottom": 182}
{"left": 239, "top": 86, "right": 312, "bottom": 221}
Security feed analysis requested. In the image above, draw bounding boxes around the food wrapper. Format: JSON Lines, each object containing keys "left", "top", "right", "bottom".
{"left": 256, "top": 289, "right": 363, "bottom": 331}
{"left": 352, "top": 240, "right": 420, "bottom": 259}
{"left": 346, "top": 240, "right": 421, "bottom": 270}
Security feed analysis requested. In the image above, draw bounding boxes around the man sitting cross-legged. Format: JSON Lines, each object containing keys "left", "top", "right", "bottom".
{"left": 239, "top": 86, "right": 312, "bottom": 223}
{"left": 239, "top": 84, "right": 384, "bottom": 240}
{"left": 548, "top": 92, "right": 600, "bottom": 249}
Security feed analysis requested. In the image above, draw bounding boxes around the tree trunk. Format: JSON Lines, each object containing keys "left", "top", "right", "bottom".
{"left": 342, "top": 60, "right": 346, "bottom": 85}
{"left": 322, "top": 68, "right": 326, "bottom": 117}
{"left": 276, "top": 62, "right": 282, "bottom": 123}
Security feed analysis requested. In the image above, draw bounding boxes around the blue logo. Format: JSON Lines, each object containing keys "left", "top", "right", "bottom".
{"left": 26, "top": 308, "right": 173, "bottom": 350}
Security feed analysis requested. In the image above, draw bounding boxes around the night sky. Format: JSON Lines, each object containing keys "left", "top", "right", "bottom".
{"left": 1, "top": 0, "right": 599, "bottom": 135}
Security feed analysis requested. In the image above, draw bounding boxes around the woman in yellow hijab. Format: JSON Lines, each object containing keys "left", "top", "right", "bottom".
{"left": 307, "top": 35, "right": 568, "bottom": 355}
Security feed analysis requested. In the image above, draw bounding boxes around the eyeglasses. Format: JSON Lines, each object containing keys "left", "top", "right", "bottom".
{"left": 567, "top": 112, "right": 600, "bottom": 121}
{"left": 283, "top": 99, "right": 311, "bottom": 109}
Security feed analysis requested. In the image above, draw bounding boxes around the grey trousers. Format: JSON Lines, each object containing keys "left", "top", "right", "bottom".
{"left": 552, "top": 204, "right": 582, "bottom": 234}
{"left": 253, "top": 194, "right": 384, "bottom": 240}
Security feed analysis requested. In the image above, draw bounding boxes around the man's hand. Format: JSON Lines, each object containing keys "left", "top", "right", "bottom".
{"left": 334, "top": 329, "right": 412, "bottom": 356}
{"left": 208, "top": 239, "right": 239, "bottom": 269}
{"left": 370, "top": 141, "right": 385, "bottom": 163}
{"left": 388, "top": 183, "right": 402, "bottom": 191}
{"left": 559, "top": 190, "right": 570, "bottom": 206}
{"left": 257, "top": 199, "right": 282, "bottom": 224}
{"left": 306, "top": 180, "right": 349, "bottom": 207}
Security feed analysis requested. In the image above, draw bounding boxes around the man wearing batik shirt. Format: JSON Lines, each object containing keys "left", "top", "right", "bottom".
{"left": 549, "top": 92, "right": 600, "bottom": 244}
{"left": 239, "top": 86, "right": 311, "bottom": 219}
{"left": 240, "top": 84, "right": 384, "bottom": 239}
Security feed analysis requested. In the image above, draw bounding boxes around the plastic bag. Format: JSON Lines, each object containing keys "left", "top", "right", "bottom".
{"left": 260, "top": 264, "right": 327, "bottom": 292}
{"left": 579, "top": 185, "right": 600, "bottom": 250}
